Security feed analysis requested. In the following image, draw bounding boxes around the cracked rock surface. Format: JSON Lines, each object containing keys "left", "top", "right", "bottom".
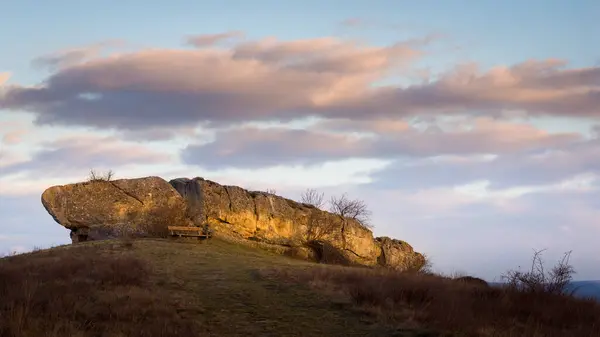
{"left": 41, "top": 176, "right": 190, "bottom": 241}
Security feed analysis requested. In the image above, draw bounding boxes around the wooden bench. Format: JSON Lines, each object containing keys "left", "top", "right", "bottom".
{"left": 167, "top": 226, "right": 213, "bottom": 240}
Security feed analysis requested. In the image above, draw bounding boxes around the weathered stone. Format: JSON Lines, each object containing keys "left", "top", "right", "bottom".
{"left": 375, "top": 237, "right": 425, "bottom": 271}
{"left": 168, "top": 177, "right": 423, "bottom": 270}
{"left": 42, "top": 176, "right": 190, "bottom": 243}
{"left": 40, "top": 175, "right": 425, "bottom": 271}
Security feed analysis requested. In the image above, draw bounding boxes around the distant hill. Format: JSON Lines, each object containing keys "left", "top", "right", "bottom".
{"left": 490, "top": 281, "right": 600, "bottom": 301}
{"left": 569, "top": 281, "right": 600, "bottom": 300}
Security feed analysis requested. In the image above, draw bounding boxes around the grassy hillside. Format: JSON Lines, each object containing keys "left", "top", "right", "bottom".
{"left": 1, "top": 238, "right": 600, "bottom": 337}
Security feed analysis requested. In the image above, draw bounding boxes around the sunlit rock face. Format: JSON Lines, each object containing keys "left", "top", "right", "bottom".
{"left": 41, "top": 176, "right": 424, "bottom": 271}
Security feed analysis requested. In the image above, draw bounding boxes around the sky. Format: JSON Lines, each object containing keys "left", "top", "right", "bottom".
{"left": 1, "top": 0, "right": 599, "bottom": 281}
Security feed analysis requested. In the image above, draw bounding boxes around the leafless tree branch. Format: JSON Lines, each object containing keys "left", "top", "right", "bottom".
{"left": 300, "top": 188, "right": 325, "bottom": 209}
{"left": 329, "top": 193, "right": 372, "bottom": 228}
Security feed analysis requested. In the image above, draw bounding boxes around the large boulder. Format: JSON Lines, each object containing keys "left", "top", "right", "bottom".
{"left": 40, "top": 175, "right": 425, "bottom": 271}
{"left": 42, "top": 176, "right": 190, "bottom": 242}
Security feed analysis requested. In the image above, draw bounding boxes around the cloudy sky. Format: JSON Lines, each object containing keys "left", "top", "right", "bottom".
{"left": 1, "top": 0, "right": 599, "bottom": 281}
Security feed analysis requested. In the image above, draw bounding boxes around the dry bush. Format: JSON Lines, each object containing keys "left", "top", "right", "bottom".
{"left": 300, "top": 188, "right": 325, "bottom": 209}
{"left": 87, "top": 168, "right": 114, "bottom": 182}
{"left": 267, "top": 265, "right": 600, "bottom": 337}
{"left": 0, "top": 246, "right": 197, "bottom": 336}
{"left": 329, "top": 193, "right": 372, "bottom": 228}
{"left": 502, "top": 249, "right": 575, "bottom": 295}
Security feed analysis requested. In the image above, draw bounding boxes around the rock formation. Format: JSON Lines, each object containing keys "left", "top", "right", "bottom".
{"left": 41, "top": 175, "right": 425, "bottom": 271}
{"left": 41, "top": 176, "right": 190, "bottom": 242}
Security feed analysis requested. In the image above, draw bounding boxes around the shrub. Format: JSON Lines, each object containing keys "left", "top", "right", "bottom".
{"left": 502, "top": 249, "right": 575, "bottom": 295}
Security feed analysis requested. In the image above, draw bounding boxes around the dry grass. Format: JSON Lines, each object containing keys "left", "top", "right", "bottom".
{"left": 265, "top": 265, "right": 600, "bottom": 337}
{"left": 0, "top": 239, "right": 408, "bottom": 337}
{"left": 0, "top": 244, "right": 197, "bottom": 337}
{"left": 5, "top": 238, "right": 596, "bottom": 337}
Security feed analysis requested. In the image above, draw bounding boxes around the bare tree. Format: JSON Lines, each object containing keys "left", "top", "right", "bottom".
{"left": 502, "top": 249, "right": 575, "bottom": 295}
{"left": 88, "top": 169, "right": 114, "bottom": 182}
{"left": 329, "top": 193, "right": 372, "bottom": 228}
{"left": 300, "top": 188, "right": 325, "bottom": 209}
{"left": 265, "top": 188, "right": 277, "bottom": 195}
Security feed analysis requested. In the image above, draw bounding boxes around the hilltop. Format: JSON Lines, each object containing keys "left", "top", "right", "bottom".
{"left": 2, "top": 238, "right": 600, "bottom": 337}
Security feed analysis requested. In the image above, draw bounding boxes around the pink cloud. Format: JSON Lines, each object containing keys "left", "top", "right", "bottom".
{"left": 0, "top": 72, "right": 10, "bottom": 85}
{"left": 1, "top": 130, "right": 26, "bottom": 145}
{"left": 0, "top": 35, "right": 424, "bottom": 131}
{"left": 187, "top": 31, "right": 245, "bottom": 47}
{"left": 182, "top": 117, "right": 582, "bottom": 169}
{"left": 1, "top": 134, "right": 174, "bottom": 177}
{"left": 0, "top": 34, "right": 597, "bottom": 135}
{"left": 31, "top": 40, "right": 125, "bottom": 70}
{"left": 0, "top": 121, "right": 28, "bottom": 145}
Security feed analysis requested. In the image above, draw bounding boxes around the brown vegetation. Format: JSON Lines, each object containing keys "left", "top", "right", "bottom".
{"left": 2, "top": 236, "right": 597, "bottom": 336}
{"left": 2, "top": 239, "right": 407, "bottom": 336}
{"left": 502, "top": 249, "right": 575, "bottom": 295}
{"left": 300, "top": 188, "right": 326, "bottom": 208}
{"left": 0, "top": 244, "right": 197, "bottom": 337}
{"left": 265, "top": 251, "right": 600, "bottom": 337}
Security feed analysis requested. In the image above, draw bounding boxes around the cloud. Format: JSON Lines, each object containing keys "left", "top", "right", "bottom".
{"left": 31, "top": 40, "right": 125, "bottom": 70}
{"left": 1, "top": 35, "right": 597, "bottom": 136}
{"left": 370, "top": 134, "right": 600, "bottom": 191}
{"left": 351, "top": 178, "right": 600, "bottom": 280}
{"left": 1, "top": 134, "right": 173, "bottom": 177}
{"left": 1, "top": 130, "right": 26, "bottom": 145}
{"left": 183, "top": 127, "right": 372, "bottom": 169}
{"left": 339, "top": 17, "right": 366, "bottom": 28}
{"left": 331, "top": 60, "right": 600, "bottom": 120}
{"left": 186, "top": 31, "right": 245, "bottom": 47}
{"left": 0, "top": 34, "right": 422, "bottom": 132}
{"left": 0, "top": 121, "right": 29, "bottom": 145}
{"left": 182, "top": 117, "right": 581, "bottom": 169}
{"left": 0, "top": 72, "right": 10, "bottom": 85}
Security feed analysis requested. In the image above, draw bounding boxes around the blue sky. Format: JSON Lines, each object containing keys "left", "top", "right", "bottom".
{"left": 1, "top": 0, "right": 599, "bottom": 281}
